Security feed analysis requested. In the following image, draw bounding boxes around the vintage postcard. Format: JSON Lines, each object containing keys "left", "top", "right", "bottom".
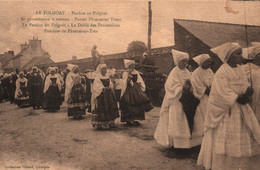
{"left": 0, "top": 0, "right": 260, "bottom": 169}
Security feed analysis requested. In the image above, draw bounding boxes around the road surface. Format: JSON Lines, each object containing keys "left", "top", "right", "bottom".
{"left": 0, "top": 102, "right": 203, "bottom": 170}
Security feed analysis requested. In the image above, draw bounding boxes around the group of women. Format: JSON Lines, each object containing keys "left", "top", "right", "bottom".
{"left": 62, "top": 61, "right": 153, "bottom": 128}
{"left": 5, "top": 60, "right": 153, "bottom": 130}
{"left": 154, "top": 42, "right": 260, "bottom": 170}
{"left": 0, "top": 69, "right": 21, "bottom": 104}
{"left": 4, "top": 67, "right": 46, "bottom": 109}
{"left": 11, "top": 66, "right": 61, "bottom": 110}
{"left": 86, "top": 60, "right": 153, "bottom": 128}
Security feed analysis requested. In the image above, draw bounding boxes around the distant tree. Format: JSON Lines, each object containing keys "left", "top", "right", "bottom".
{"left": 127, "top": 41, "right": 147, "bottom": 55}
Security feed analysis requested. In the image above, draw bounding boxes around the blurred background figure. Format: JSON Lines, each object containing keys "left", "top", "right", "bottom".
{"left": 0, "top": 73, "right": 4, "bottom": 102}
{"left": 8, "top": 73, "right": 16, "bottom": 104}
{"left": 1, "top": 73, "right": 10, "bottom": 102}
{"left": 91, "top": 45, "right": 100, "bottom": 70}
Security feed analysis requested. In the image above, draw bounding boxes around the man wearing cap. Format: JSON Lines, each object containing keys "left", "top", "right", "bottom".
{"left": 141, "top": 52, "right": 156, "bottom": 72}
{"left": 141, "top": 52, "right": 154, "bottom": 66}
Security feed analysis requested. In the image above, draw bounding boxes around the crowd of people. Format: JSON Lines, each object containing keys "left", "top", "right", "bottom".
{"left": 0, "top": 41, "right": 260, "bottom": 169}
{"left": 0, "top": 59, "right": 153, "bottom": 129}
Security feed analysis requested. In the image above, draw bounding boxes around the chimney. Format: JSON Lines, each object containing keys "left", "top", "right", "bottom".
{"left": 21, "top": 42, "right": 29, "bottom": 51}
{"left": 72, "top": 56, "right": 77, "bottom": 60}
{"left": 29, "top": 37, "right": 42, "bottom": 50}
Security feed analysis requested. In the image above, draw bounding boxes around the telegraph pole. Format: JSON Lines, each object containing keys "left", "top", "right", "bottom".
{"left": 147, "top": 1, "right": 152, "bottom": 57}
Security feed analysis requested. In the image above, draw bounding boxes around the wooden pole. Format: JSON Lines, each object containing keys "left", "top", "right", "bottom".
{"left": 148, "top": 1, "right": 152, "bottom": 57}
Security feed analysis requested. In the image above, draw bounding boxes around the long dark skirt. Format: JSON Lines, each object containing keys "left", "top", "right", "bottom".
{"left": 61, "top": 88, "right": 65, "bottom": 101}
{"left": 115, "top": 89, "right": 121, "bottom": 102}
{"left": 120, "top": 83, "right": 153, "bottom": 122}
{"left": 2, "top": 81, "right": 10, "bottom": 101}
{"left": 42, "top": 94, "right": 47, "bottom": 110}
{"left": 68, "top": 107, "right": 86, "bottom": 117}
{"left": 0, "top": 85, "right": 4, "bottom": 102}
{"left": 179, "top": 91, "right": 200, "bottom": 135}
{"left": 8, "top": 86, "right": 15, "bottom": 103}
{"left": 67, "top": 84, "right": 86, "bottom": 118}
{"left": 92, "top": 88, "right": 119, "bottom": 128}
{"left": 16, "top": 87, "right": 30, "bottom": 108}
{"left": 45, "top": 85, "right": 61, "bottom": 111}
{"left": 30, "top": 85, "right": 43, "bottom": 107}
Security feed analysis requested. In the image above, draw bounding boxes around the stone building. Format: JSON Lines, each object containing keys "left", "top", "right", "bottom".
{"left": 0, "top": 51, "right": 16, "bottom": 72}
{"left": 0, "top": 37, "right": 54, "bottom": 72}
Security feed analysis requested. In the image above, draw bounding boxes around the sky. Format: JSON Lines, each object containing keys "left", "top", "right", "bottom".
{"left": 0, "top": 0, "right": 260, "bottom": 62}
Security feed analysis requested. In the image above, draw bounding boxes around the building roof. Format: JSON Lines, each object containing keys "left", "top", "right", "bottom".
{"left": 174, "top": 19, "right": 260, "bottom": 48}
{"left": 50, "top": 45, "right": 175, "bottom": 67}
{"left": 1, "top": 53, "right": 16, "bottom": 69}
{"left": 16, "top": 47, "right": 28, "bottom": 56}
{"left": 22, "top": 57, "right": 54, "bottom": 70}
{"left": 130, "top": 45, "right": 174, "bottom": 58}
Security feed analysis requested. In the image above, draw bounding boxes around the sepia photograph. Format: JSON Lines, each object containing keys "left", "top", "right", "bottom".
{"left": 0, "top": 0, "right": 260, "bottom": 169}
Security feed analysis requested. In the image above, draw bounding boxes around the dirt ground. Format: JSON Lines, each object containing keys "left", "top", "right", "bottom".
{"left": 0, "top": 101, "right": 203, "bottom": 170}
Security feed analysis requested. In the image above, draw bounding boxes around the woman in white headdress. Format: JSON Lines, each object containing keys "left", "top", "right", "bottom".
{"left": 197, "top": 42, "right": 260, "bottom": 170}
{"left": 120, "top": 59, "right": 153, "bottom": 126}
{"left": 66, "top": 65, "right": 87, "bottom": 119}
{"left": 91, "top": 64, "right": 119, "bottom": 129}
{"left": 15, "top": 71, "right": 30, "bottom": 107}
{"left": 154, "top": 49, "right": 201, "bottom": 149}
{"left": 190, "top": 54, "right": 214, "bottom": 133}
{"left": 242, "top": 43, "right": 260, "bottom": 122}
{"left": 43, "top": 67, "right": 62, "bottom": 112}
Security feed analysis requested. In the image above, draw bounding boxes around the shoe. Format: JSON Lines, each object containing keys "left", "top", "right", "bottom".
{"left": 132, "top": 121, "right": 141, "bottom": 126}
{"left": 124, "top": 122, "right": 133, "bottom": 126}
{"left": 109, "top": 123, "right": 116, "bottom": 128}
